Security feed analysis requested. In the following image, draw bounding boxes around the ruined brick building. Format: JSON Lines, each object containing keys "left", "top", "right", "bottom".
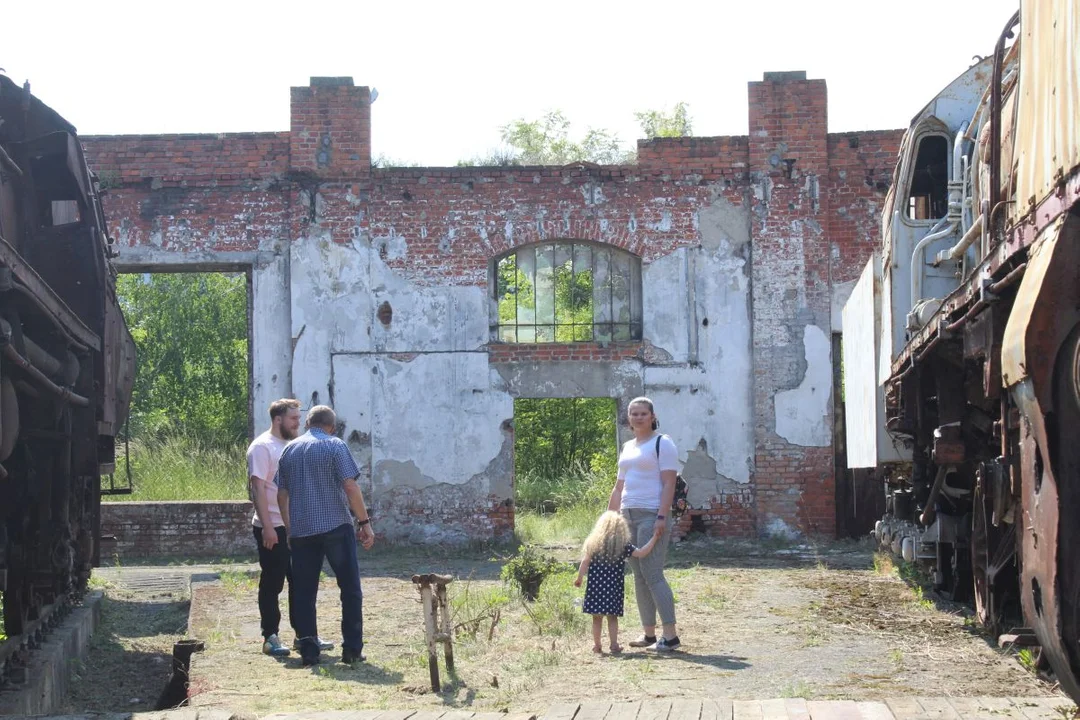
{"left": 81, "top": 72, "right": 902, "bottom": 543}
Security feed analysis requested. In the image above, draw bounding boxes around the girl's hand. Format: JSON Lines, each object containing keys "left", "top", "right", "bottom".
{"left": 574, "top": 576, "right": 583, "bottom": 587}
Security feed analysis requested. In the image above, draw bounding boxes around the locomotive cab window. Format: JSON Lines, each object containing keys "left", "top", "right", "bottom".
{"left": 906, "top": 134, "right": 949, "bottom": 221}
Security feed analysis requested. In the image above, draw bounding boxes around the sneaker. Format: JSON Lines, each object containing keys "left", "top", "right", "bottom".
{"left": 629, "top": 635, "right": 657, "bottom": 648}
{"left": 262, "top": 634, "right": 291, "bottom": 657}
{"left": 294, "top": 636, "right": 335, "bottom": 652}
{"left": 653, "top": 636, "right": 681, "bottom": 652}
{"left": 341, "top": 648, "right": 366, "bottom": 664}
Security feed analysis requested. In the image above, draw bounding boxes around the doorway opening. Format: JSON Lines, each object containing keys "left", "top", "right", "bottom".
{"left": 104, "top": 270, "right": 251, "bottom": 502}
{"left": 512, "top": 397, "right": 618, "bottom": 544}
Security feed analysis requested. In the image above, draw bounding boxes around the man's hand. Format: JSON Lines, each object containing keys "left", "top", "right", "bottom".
{"left": 357, "top": 523, "right": 375, "bottom": 550}
{"left": 261, "top": 525, "right": 279, "bottom": 550}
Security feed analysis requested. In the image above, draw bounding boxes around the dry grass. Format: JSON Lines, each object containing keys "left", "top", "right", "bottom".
{"left": 177, "top": 542, "right": 1060, "bottom": 716}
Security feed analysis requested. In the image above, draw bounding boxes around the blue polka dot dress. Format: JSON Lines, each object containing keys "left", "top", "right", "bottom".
{"left": 582, "top": 544, "right": 635, "bottom": 616}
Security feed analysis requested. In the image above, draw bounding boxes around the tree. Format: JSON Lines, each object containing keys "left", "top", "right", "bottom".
{"left": 460, "top": 103, "right": 693, "bottom": 167}
{"left": 117, "top": 272, "right": 249, "bottom": 446}
{"left": 514, "top": 398, "right": 617, "bottom": 482}
{"left": 635, "top": 102, "right": 693, "bottom": 139}
{"left": 462, "top": 110, "right": 634, "bottom": 166}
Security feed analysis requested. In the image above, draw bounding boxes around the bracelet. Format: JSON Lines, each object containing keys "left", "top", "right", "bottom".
{"left": 656, "top": 515, "right": 666, "bottom": 521}
{"left": 356, "top": 518, "right": 370, "bottom": 527}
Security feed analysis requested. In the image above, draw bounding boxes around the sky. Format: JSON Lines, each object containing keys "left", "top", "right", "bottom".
{"left": 5, "top": 0, "right": 1020, "bottom": 167}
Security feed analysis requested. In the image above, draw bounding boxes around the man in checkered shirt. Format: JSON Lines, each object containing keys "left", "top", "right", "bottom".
{"left": 276, "top": 405, "right": 375, "bottom": 666}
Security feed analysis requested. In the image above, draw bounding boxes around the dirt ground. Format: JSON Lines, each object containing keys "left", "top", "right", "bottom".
{"left": 163, "top": 538, "right": 1065, "bottom": 717}
{"left": 60, "top": 576, "right": 191, "bottom": 713}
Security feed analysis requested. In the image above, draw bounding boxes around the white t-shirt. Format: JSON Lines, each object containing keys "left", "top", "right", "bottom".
{"left": 618, "top": 433, "right": 680, "bottom": 511}
{"left": 247, "top": 430, "right": 289, "bottom": 528}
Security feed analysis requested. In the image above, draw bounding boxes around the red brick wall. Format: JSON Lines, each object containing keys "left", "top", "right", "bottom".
{"left": 100, "top": 502, "right": 255, "bottom": 560}
{"left": 826, "top": 131, "right": 904, "bottom": 284}
{"left": 83, "top": 75, "right": 905, "bottom": 540}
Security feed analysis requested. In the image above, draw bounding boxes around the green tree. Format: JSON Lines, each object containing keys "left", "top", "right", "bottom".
{"left": 514, "top": 398, "right": 617, "bottom": 482}
{"left": 117, "top": 272, "right": 249, "bottom": 447}
{"left": 462, "top": 110, "right": 634, "bottom": 166}
{"left": 460, "top": 103, "right": 692, "bottom": 167}
{"left": 635, "top": 102, "right": 693, "bottom": 139}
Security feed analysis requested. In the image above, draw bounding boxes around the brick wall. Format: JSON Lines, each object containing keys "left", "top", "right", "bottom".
{"left": 83, "top": 74, "right": 904, "bottom": 540}
{"left": 100, "top": 502, "right": 254, "bottom": 560}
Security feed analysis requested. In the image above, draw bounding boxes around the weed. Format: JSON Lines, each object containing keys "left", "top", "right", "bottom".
{"left": 219, "top": 570, "right": 258, "bottom": 595}
{"left": 889, "top": 648, "right": 904, "bottom": 666}
{"left": 1017, "top": 648, "right": 1038, "bottom": 674}
{"left": 780, "top": 680, "right": 814, "bottom": 699}
{"left": 701, "top": 581, "right": 728, "bottom": 612}
{"left": 450, "top": 580, "right": 510, "bottom": 640}
{"left": 1052, "top": 705, "right": 1078, "bottom": 719}
{"left": 520, "top": 569, "right": 587, "bottom": 636}
{"left": 872, "top": 552, "right": 895, "bottom": 576}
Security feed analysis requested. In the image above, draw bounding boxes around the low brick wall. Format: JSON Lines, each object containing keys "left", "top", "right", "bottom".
{"left": 100, "top": 501, "right": 254, "bottom": 560}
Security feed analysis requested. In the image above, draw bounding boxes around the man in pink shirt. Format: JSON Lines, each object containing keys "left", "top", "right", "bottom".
{"left": 247, "top": 398, "right": 332, "bottom": 657}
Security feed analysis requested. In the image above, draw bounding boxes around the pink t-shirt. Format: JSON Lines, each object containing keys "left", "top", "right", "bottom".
{"left": 247, "top": 430, "right": 288, "bottom": 528}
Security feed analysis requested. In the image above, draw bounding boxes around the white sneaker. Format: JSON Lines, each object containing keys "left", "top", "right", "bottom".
{"left": 294, "top": 636, "right": 334, "bottom": 651}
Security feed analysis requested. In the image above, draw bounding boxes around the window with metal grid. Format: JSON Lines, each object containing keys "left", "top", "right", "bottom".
{"left": 494, "top": 242, "right": 642, "bottom": 343}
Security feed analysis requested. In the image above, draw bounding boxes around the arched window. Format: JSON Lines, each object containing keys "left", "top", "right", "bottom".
{"left": 494, "top": 242, "right": 642, "bottom": 343}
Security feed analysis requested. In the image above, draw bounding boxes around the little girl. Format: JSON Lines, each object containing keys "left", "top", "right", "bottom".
{"left": 574, "top": 511, "right": 661, "bottom": 654}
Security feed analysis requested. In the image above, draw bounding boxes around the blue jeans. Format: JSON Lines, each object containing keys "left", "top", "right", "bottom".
{"left": 289, "top": 523, "right": 364, "bottom": 659}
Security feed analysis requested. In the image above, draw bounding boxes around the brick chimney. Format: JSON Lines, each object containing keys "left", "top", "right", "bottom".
{"left": 289, "top": 77, "right": 371, "bottom": 178}
{"left": 748, "top": 71, "right": 828, "bottom": 178}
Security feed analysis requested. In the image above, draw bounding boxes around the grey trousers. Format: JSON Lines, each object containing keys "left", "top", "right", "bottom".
{"left": 622, "top": 507, "right": 677, "bottom": 628}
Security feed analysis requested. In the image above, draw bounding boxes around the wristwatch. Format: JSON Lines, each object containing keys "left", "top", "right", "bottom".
{"left": 656, "top": 514, "right": 666, "bottom": 521}
{"left": 356, "top": 518, "right": 370, "bottom": 527}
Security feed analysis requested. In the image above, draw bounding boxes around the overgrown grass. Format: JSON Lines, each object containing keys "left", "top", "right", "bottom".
{"left": 103, "top": 434, "right": 247, "bottom": 501}
{"left": 515, "top": 504, "right": 600, "bottom": 547}
{"left": 515, "top": 465, "right": 611, "bottom": 514}
{"left": 514, "top": 466, "right": 613, "bottom": 546}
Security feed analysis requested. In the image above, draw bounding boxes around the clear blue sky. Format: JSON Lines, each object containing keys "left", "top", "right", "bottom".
{"left": 5, "top": 0, "right": 1019, "bottom": 166}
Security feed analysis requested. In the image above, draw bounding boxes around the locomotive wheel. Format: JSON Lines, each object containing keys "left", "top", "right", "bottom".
{"left": 1054, "top": 324, "right": 1080, "bottom": 686}
{"left": 971, "top": 480, "right": 1017, "bottom": 636}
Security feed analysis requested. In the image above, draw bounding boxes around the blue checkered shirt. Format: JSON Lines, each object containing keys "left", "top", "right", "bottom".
{"left": 275, "top": 428, "right": 361, "bottom": 538}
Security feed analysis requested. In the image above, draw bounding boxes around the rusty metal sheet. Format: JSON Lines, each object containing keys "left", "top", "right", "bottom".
{"left": 1014, "top": 0, "right": 1080, "bottom": 218}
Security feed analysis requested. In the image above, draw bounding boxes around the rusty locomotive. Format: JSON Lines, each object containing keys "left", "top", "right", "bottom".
{"left": 842, "top": 0, "right": 1080, "bottom": 699}
{"left": 0, "top": 74, "right": 135, "bottom": 682}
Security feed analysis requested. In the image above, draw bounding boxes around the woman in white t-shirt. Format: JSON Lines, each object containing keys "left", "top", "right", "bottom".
{"left": 606, "top": 396, "right": 681, "bottom": 652}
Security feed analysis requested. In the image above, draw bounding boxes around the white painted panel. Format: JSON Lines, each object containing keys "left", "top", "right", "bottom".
{"left": 843, "top": 255, "right": 909, "bottom": 468}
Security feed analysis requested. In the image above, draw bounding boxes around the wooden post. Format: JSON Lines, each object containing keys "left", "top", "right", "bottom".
{"left": 419, "top": 582, "right": 439, "bottom": 691}
{"left": 436, "top": 582, "right": 454, "bottom": 674}
{"left": 412, "top": 573, "right": 455, "bottom": 692}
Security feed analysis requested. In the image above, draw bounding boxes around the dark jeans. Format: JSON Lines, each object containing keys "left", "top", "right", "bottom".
{"left": 289, "top": 523, "right": 364, "bottom": 660}
{"left": 253, "top": 525, "right": 297, "bottom": 639}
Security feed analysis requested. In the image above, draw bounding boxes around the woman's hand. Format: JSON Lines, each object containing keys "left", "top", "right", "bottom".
{"left": 574, "top": 576, "right": 583, "bottom": 588}
{"left": 654, "top": 519, "right": 666, "bottom": 537}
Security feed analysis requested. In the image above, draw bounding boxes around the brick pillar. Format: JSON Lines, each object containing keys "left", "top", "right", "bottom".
{"left": 748, "top": 72, "right": 836, "bottom": 537}
{"left": 289, "top": 77, "right": 371, "bottom": 178}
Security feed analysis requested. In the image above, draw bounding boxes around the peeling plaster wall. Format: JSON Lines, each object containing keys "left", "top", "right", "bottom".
{"left": 774, "top": 325, "right": 832, "bottom": 447}
{"left": 83, "top": 74, "right": 905, "bottom": 543}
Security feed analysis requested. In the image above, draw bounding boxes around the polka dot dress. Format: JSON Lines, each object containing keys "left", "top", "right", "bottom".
{"left": 582, "top": 544, "right": 635, "bottom": 616}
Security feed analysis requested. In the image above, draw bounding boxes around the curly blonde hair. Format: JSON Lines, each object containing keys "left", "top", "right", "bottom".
{"left": 581, "top": 511, "right": 631, "bottom": 563}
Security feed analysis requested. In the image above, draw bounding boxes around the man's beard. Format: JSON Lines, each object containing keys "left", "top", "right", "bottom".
{"left": 281, "top": 427, "right": 298, "bottom": 441}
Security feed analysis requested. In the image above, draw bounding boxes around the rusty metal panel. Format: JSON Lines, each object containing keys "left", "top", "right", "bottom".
{"left": 1014, "top": 0, "right": 1080, "bottom": 217}
{"left": 842, "top": 254, "right": 909, "bottom": 467}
